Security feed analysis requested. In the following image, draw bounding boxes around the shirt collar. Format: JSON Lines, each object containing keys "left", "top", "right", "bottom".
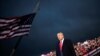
{"left": 62, "top": 38, "right": 64, "bottom": 43}
{"left": 60, "top": 38, "right": 64, "bottom": 43}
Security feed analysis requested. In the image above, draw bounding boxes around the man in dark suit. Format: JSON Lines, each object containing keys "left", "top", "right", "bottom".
{"left": 56, "top": 32, "right": 76, "bottom": 56}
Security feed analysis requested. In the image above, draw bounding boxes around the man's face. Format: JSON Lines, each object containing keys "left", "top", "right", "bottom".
{"left": 57, "top": 33, "right": 64, "bottom": 41}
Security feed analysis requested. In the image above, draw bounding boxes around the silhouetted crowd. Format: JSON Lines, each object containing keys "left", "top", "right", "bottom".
{"left": 41, "top": 36, "right": 100, "bottom": 56}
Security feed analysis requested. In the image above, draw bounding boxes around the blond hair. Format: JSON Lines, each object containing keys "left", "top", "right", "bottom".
{"left": 57, "top": 32, "right": 63, "bottom": 35}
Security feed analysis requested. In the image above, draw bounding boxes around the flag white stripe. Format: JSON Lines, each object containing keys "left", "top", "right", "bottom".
{"left": 0, "top": 26, "right": 20, "bottom": 34}
{"left": 0, "top": 24, "right": 8, "bottom": 27}
{"left": 0, "top": 31, "right": 29, "bottom": 38}
{"left": 21, "top": 25, "right": 32, "bottom": 28}
{"left": 1, "top": 30, "right": 10, "bottom": 34}
{"left": 8, "top": 32, "right": 15, "bottom": 36}
{"left": 0, "top": 35, "right": 7, "bottom": 39}
{"left": 9, "top": 24, "right": 18, "bottom": 28}
{"left": 0, "top": 28, "right": 30, "bottom": 34}
{"left": 0, "top": 24, "right": 31, "bottom": 28}
{"left": 0, "top": 19, "right": 16, "bottom": 23}
{"left": 17, "top": 28, "right": 30, "bottom": 32}
{"left": 12, "top": 26, "right": 20, "bottom": 30}
{"left": 9, "top": 25, "right": 31, "bottom": 30}
{"left": 0, "top": 32, "right": 29, "bottom": 39}
{"left": 11, "top": 32, "right": 29, "bottom": 38}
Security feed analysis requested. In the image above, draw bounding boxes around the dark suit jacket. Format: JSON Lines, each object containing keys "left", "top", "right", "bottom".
{"left": 56, "top": 39, "right": 76, "bottom": 56}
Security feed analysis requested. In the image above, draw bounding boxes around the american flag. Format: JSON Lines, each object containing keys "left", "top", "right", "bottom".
{"left": 0, "top": 13, "right": 36, "bottom": 39}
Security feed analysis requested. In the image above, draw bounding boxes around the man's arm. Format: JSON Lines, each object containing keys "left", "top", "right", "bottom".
{"left": 56, "top": 42, "right": 60, "bottom": 56}
{"left": 67, "top": 39, "right": 76, "bottom": 56}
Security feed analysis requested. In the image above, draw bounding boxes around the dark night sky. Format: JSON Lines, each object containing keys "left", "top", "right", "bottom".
{"left": 0, "top": 0, "right": 100, "bottom": 56}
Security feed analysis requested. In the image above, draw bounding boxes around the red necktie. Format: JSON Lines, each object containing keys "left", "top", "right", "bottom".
{"left": 59, "top": 41, "right": 63, "bottom": 51}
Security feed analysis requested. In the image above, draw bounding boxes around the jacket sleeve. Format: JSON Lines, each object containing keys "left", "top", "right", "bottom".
{"left": 56, "top": 42, "right": 60, "bottom": 56}
{"left": 67, "top": 39, "right": 76, "bottom": 56}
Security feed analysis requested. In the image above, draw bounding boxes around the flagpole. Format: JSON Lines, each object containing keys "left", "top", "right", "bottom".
{"left": 10, "top": 37, "right": 22, "bottom": 56}
{"left": 10, "top": 0, "right": 40, "bottom": 56}
{"left": 33, "top": 0, "right": 40, "bottom": 13}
